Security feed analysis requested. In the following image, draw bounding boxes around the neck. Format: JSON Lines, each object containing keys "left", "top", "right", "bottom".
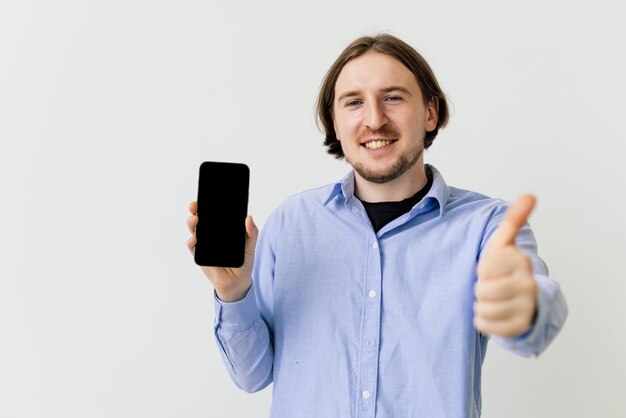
{"left": 354, "top": 162, "right": 428, "bottom": 203}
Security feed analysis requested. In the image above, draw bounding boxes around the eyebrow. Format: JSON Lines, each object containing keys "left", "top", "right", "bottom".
{"left": 336, "top": 86, "right": 413, "bottom": 103}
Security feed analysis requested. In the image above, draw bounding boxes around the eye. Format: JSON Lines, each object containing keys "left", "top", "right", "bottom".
{"left": 385, "top": 95, "right": 403, "bottom": 102}
{"left": 346, "top": 99, "right": 363, "bottom": 107}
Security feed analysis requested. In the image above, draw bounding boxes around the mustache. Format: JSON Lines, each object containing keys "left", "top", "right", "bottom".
{"left": 357, "top": 126, "right": 400, "bottom": 141}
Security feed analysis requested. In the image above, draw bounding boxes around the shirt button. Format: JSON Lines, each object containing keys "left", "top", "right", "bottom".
{"left": 372, "top": 241, "right": 379, "bottom": 249}
{"left": 362, "top": 390, "right": 371, "bottom": 399}
{"left": 368, "top": 290, "right": 376, "bottom": 298}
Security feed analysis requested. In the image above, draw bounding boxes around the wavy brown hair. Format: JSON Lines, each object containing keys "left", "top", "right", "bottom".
{"left": 316, "top": 34, "right": 449, "bottom": 159}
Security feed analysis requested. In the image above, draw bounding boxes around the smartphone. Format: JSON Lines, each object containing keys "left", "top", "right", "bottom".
{"left": 194, "top": 161, "right": 250, "bottom": 267}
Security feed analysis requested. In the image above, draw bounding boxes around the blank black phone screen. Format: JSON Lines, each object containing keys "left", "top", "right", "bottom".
{"left": 194, "top": 161, "right": 250, "bottom": 267}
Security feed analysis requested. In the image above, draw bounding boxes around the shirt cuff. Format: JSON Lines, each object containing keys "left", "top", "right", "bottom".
{"left": 213, "top": 283, "right": 260, "bottom": 332}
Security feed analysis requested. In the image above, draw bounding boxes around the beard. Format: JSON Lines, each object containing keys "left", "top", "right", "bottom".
{"left": 347, "top": 141, "right": 424, "bottom": 184}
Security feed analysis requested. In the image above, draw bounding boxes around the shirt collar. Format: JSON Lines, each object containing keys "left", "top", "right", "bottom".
{"left": 323, "top": 164, "right": 451, "bottom": 217}
{"left": 323, "top": 171, "right": 354, "bottom": 206}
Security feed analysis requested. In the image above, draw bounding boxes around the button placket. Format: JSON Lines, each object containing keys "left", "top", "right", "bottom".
{"left": 358, "top": 235, "right": 382, "bottom": 417}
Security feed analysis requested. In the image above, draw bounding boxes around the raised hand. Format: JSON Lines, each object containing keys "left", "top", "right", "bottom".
{"left": 187, "top": 201, "right": 258, "bottom": 302}
{"left": 474, "top": 195, "right": 539, "bottom": 338}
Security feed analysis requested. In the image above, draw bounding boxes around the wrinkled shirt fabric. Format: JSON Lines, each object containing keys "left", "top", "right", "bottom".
{"left": 212, "top": 165, "right": 567, "bottom": 418}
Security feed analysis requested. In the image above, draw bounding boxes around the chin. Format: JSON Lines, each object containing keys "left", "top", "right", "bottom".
{"left": 354, "top": 165, "right": 404, "bottom": 184}
{"left": 351, "top": 150, "right": 422, "bottom": 184}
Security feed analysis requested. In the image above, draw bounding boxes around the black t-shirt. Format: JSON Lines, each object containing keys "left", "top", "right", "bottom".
{"left": 360, "top": 168, "right": 433, "bottom": 233}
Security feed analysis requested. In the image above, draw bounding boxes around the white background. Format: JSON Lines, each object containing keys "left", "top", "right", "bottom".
{"left": 1, "top": 0, "right": 625, "bottom": 417}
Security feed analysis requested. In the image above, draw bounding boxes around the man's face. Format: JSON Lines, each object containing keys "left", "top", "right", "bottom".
{"left": 332, "top": 52, "right": 438, "bottom": 184}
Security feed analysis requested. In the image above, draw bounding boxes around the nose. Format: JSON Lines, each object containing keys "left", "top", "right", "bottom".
{"left": 363, "top": 101, "right": 388, "bottom": 131}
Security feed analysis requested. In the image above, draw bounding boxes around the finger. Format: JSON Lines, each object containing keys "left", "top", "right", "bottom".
{"left": 188, "top": 200, "right": 197, "bottom": 215}
{"left": 187, "top": 236, "right": 196, "bottom": 254}
{"left": 474, "top": 275, "right": 519, "bottom": 301}
{"left": 477, "top": 247, "right": 532, "bottom": 280}
{"left": 474, "top": 314, "right": 531, "bottom": 338}
{"left": 489, "top": 194, "right": 536, "bottom": 249}
{"left": 187, "top": 215, "right": 198, "bottom": 234}
{"left": 474, "top": 299, "right": 519, "bottom": 321}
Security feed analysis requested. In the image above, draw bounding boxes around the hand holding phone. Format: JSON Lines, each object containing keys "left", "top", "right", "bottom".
{"left": 186, "top": 162, "right": 257, "bottom": 302}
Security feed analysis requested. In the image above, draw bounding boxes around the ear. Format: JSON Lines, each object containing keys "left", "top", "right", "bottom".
{"left": 425, "top": 97, "right": 438, "bottom": 132}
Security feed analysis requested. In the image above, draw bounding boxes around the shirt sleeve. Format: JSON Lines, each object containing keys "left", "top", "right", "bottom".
{"left": 212, "top": 213, "right": 278, "bottom": 393}
{"left": 480, "top": 203, "right": 568, "bottom": 357}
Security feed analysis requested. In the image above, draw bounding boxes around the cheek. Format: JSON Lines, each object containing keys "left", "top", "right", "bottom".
{"left": 334, "top": 113, "right": 360, "bottom": 139}
{"left": 381, "top": 107, "right": 407, "bottom": 126}
{"left": 397, "top": 111, "right": 426, "bottom": 134}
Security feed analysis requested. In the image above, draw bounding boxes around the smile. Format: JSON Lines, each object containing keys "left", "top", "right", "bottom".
{"left": 363, "top": 139, "right": 396, "bottom": 150}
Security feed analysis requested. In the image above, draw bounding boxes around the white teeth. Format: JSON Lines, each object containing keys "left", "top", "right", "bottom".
{"left": 364, "top": 140, "right": 392, "bottom": 150}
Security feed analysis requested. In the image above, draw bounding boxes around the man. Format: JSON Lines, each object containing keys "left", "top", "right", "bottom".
{"left": 186, "top": 34, "right": 567, "bottom": 418}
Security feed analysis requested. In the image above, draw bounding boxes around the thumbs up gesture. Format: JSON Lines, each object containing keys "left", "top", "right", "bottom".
{"left": 474, "top": 195, "right": 539, "bottom": 338}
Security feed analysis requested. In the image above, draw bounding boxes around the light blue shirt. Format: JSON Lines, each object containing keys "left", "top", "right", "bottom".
{"left": 213, "top": 165, "right": 567, "bottom": 418}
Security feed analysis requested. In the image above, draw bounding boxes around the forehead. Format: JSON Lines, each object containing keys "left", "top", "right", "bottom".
{"left": 335, "top": 51, "right": 420, "bottom": 95}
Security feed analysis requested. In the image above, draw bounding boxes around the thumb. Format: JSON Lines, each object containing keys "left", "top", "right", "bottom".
{"left": 489, "top": 194, "right": 536, "bottom": 249}
{"left": 244, "top": 215, "right": 259, "bottom": 261}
